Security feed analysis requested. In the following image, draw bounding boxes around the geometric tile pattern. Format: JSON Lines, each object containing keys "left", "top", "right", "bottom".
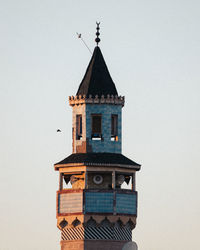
{"left": 85, "top": 192, "right": 137, "bottom": 215}
{"left": 85, "top": 104, "right": 122, "bottom": 153}
{"left": 85, "top": 192, "right": 113, "bottom": 213}
{"left": 58, "top": 192, "right": 83, "bottom": 214}
{"left": 58, "top": 191, "right": 137, "bottom": 215}
{"left": 116, "top": 193, "right": 137, "bottom": 214}
{"left": 61, "top": 226, "right": 132, "bottom": 241}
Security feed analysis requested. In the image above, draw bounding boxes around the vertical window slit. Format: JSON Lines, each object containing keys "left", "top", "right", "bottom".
{"left": 76, "top": 115, "right": 82, "bottom": 140}
{"left": 111, "top": 114, "right": 118, "bottom": 141}
{"left": 91, "top": 114, "right": 102, "bottom": 140}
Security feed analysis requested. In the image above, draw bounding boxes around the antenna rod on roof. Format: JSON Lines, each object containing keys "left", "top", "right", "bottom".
{"left": 76, "top": 32, "right": 92, "bottom": 54}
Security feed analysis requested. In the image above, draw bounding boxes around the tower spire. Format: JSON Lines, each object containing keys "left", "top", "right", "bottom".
{"left": 95, "top": 22, "right": 101, "bottom": 46}
{"left": 54, "top": 24, "right": 141, "bottom": 250}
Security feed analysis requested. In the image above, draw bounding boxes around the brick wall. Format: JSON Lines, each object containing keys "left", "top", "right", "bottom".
{"left": 61, "top": 240, "right": 84, "bottom": 250}
{"left": 61, "top": 240, "right": 128, "bottom": 250}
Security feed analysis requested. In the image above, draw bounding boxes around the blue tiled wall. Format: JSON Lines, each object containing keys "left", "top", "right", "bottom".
{"left": 86, "top": 104, "right": 122, "bottom": 153}
{"left": 85, "top": 192, "right": 113, "bottom": 213}
{"left": 84, "top": 192, "right": 137, "bottom": 215}
{"left": 116, "top": 193, "right": 137, "bottom": 215}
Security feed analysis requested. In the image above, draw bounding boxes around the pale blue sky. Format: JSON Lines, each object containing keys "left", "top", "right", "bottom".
{"left": 0, "top": 0, "right": 200, "bottom": 249}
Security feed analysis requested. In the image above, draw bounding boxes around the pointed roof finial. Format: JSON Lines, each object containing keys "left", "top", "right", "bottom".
{"left": 95, "top": 22, "right": 100, "bottom": 46}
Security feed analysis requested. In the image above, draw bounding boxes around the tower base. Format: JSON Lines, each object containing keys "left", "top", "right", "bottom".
{"left": 61, "top": 240, "right": 129, "bottom": 250}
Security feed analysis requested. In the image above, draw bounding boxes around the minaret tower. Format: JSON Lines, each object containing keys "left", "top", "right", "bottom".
{"left": 54, "top": 23, "right": 141, "bottom": 250}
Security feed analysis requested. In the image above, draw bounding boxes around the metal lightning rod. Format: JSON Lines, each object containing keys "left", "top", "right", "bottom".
{"left": 76, "top": 32, "right": 92, "bottom": 54}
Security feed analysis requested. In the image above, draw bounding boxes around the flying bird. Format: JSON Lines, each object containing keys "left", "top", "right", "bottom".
{"left": 76, "top": 33, "right": 81, "bottom": 38}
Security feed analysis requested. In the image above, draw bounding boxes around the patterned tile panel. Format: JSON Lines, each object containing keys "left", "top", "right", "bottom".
{"left": 61, "top": 226, "right": 132, "bottom": 241}
{"left": 58, "top": 192, "right": 83, "bottom": 214}
{"left": 116, "top": 193, "right": 137, "bottom": 215}
{"left": 86, "top": 104, "right": 122, "bottom": 153}
{"left": 85, "top": 192, "right": 113, "bottom": 213}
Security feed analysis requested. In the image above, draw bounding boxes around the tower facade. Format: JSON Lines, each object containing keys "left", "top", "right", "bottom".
{"left": 54, "top": 26, "right": 141, "bottom": 250}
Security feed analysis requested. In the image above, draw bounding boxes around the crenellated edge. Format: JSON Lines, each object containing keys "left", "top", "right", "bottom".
{"left": 57, "top": 216, "right": 136, "bottom": 230}
{"left": 69, "top": 95, "right": 125, "bottom": 107}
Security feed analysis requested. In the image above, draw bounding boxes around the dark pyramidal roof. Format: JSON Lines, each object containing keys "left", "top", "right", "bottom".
{"left": 55, "top": 153, "right": 141, "bottom": 170}
{"left": 76, "top": 46, "right": 118, "bottom": 97}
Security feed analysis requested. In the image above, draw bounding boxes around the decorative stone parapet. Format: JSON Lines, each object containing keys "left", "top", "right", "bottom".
{"left": 69, "top": 95, "right": 125, "bottom": 107}
{"left": 58, "top": 216, "right": 135, "bottom": 242}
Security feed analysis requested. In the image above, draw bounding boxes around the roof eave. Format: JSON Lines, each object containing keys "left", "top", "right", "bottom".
{"left": 54, "top": 162, "right": 141, "bottom": 171}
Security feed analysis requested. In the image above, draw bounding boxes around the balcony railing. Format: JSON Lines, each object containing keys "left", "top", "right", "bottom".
{"left": 57, "top": 189, "right": 137, "bottom": 216}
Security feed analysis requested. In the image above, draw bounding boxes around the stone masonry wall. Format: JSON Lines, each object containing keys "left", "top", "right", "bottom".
{"left": 61, "top": 240, "right": 128, "bottom": 250}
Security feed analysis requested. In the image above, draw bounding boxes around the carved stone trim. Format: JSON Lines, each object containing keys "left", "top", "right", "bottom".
{"left": 125, "top": 219, "right": 135, "bottom": 230}
{"left": 72, "top": 218, "right": 81, "bottom": 227}
{"left": 100, "top": 217, "right": 113, "bottom": 227}
{"left": 69, "top": 95, "right": 125, "bottom": 107}
{"left": 60, "top": 216, "right": 134, "bottom": 241}
{"left": 57, "top": 215, "right": 136, "bottom": 230}
{"left": 59, "top": 219, "right": 68, "bottom": 229}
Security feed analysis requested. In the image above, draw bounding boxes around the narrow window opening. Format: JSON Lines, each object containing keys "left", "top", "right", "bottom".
{"left": 116, "top": 173, "right": 132, "bottom": 190}
{"left": 63, "top": 174, "right": 72, "bottom": 189}
{"left": 76, "top": 115, "right": 82, "bottom": 140}
{"left": 91, "top": 114, "right": 102, "bottom": 140}
{"left": 111, "top": 114, "right": 118, "bottom": 141}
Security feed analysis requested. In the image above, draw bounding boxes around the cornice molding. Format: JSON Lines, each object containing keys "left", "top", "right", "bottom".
{"left": 69, "top": 94, "right": 125, "bottom": 107}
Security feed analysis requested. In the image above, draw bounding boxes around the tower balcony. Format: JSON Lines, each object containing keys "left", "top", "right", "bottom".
{"left": 57, "top": 189, "right": 137, "bottom": 217}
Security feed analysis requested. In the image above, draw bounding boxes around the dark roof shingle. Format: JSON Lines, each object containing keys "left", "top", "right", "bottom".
{"left": 76, "top": 46, "right": 118, "bottom": 98}
{"left": 55, "top": 153, "right": 141, "bottom": 170}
